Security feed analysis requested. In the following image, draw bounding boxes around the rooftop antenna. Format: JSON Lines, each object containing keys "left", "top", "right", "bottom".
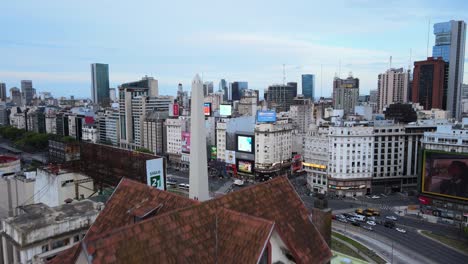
{"left": 409, "top": 48, "right": 412, "bottom": 71}
{"left": 426, "top": 18, "right": 431, "bottom": 58}
{"left": 338, "top": 60, "right": 341, "bottom": 78}
{"left": 320, "top": 64, "right": 323, "bottom": 98}
{"left": 282, "top": 64, "right": 286, "bottom": 85}
{"left": 389, "top": 56, "right": 392, "bottom": 69}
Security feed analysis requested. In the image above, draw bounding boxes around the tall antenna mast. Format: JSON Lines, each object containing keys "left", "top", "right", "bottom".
{"left": 389, "top": 56, "right": 392, "bottom": 69}
{"left": 320, "top": 64, "right": 323, "bottom": 98}
{"left": 338, "top": 60, "right": 341, "bottom": 78}
{"left": 426, "top": 18, "right": 431, "bottom": 58}
{"left": 409, "top": 48, "right": 412, "bottom": 71}
{"left": 282, "top": 64, "right": 286, "bottom": 85}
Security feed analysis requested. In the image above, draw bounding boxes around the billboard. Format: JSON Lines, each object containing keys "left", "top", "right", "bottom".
{"left": 422, "top": 150, "right": 468, "bottom": 201}
{"left": 237, "top": 135, "right": 254, "bottom": 153}
{"left": 181, "top": 132, "right": 191, "bottom": 153}
{"left": 210, "top": 146, "right": 217, "bottom": 160}
{"left": 220, "top": 104, "right": 232, "bottom": 117}
{"left": 237, "top": 159, "right": 253, "bottom": 174}
{"left": 146, "top": 158, "right": 165, "bottom": 190}
{"left": 225, "top": 150, "right": 236, "bottom": 164}
{"left": 257, "top": 110, "right": 277, "bottom": 123}
{"left": 169, "top": 103, "right": 179, "bottom": 117}
{"left": 204, "top": 102, "right": 212, "bottom": 116}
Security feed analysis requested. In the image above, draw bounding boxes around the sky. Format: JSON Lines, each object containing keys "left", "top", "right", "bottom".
{"left": 1, "top": 0, "right": 468, "bottom": 99}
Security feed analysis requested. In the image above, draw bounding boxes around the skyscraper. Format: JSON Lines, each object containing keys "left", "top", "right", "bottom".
{"left": 0, "top": 83, "right": 6, "bottom": 101}
{"left": 302, "top": 74, "right": 315, "bottom": 101}
{"left": 21, "top": 80, "right": 34, "bottom": 105}
{"left": 265, "top": 83, "right": 298, "bottom": 112}
{"left": 412, "top": 57, "right": 447, "bottom": 110}
{"left": 377, "top": 68, "right": 410, "bottom": 113}
{"left": 231, "top": 81, "right": 248, "bottom": 101}
{"left": 333, "top": 75, "right": 359, "bottom": 115}
{"left": 189, "top": 74, "right": 209, "bottom": 201}
{"left": 203, "top": 81, "right": 214, "bottom": 96}
{"left": 91, "top": 63, "right": 110, "bottom": 106}
{"left": 10, "top": 87, "right": 22, "bottom": 106}
{"left": 219, "top": 79, "right": 227, "bottom": 101}
{"left": 432, "top": 20, "right": 466, "bottom": 119}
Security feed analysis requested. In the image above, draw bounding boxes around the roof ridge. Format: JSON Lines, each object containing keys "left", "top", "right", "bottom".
{"left": 211, "top": 176, "right": 288, "bottom": 201}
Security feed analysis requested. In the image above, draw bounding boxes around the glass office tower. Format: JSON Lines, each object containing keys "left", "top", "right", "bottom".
{"left": 432, "top": 20, "right": 466, "bottom": 119}
{"left": 301, "top": 74, "right": 315, "bottom": 101}
{"left": 91, "top": 63, "right": 110, "bottom": 106}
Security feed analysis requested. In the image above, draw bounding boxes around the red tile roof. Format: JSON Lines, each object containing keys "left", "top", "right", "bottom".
{"left": 207, "top": 176, "right": 332, "bottom": 264}
{"left": 46, "top": 244, "right": 80, "bottom": 264}
{"left": 86, "top": 204, "right": 274, "bottom": 264}
{"left": 85, "top": 178, "right": 197, "bottom": 241}
{"left": 49, "top": 176, "right": 332, "bottom": 264}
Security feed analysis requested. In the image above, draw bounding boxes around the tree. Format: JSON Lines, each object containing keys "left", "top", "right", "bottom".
{"left": 135, "top": 147, "right": 154, "bottom": 154}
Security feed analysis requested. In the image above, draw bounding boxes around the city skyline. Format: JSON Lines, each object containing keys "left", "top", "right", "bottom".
{"left": 1, "top": 0, "right": 468, "bottom": 98}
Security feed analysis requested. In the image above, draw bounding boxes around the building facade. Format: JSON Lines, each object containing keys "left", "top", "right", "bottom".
{"left": 265, "top": 84, "right": 298, "bottom": 112}
{"left": 432, "top": 20, "right": 466, "bottom": 119}
{"left": 289, "top": 96, "right": 314, "bottom": 134}
{"left": 91, "top": 63, "right": 110, "bottom": 106}
{"left": 327, "top": 126, "right": 374, "bottom": 197}
{"left": 412, "top": 57, "right": 447, "bottom": 110}
{"left": 333, "top": 76, "right": 359, "bottom": 115}
{"left": 377, "top": 68, "right": 410, "bottom": 113}
{"left": 301, "top": 74, "right": 315, "bottom": 101}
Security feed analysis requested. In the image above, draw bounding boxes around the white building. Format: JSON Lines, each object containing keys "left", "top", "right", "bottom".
{"left": 254, "top": 120, "right": 293, "bottom": 177}
{"left": 9, "top": 108, "right": 26, "bottom": 129}
{"left": 328, "top": 126, "right": 374, "bottom": 197}
{"left": 377, "top": 68, "right": 410, "bottom": 113}
{"left": 371, "top": 122, "right": 406, "bottom": 193}
{"left": 96, "top": 109, "right": 120, "bottom": 146}
{"left": 1, "top": 200, "right": 102, "bottom": 264}
{"left": 238, "top": 90, "right": 258, "bottom": 116}
{"left": 422, "top": 121, "right": 468, "bottom": 153}
{"left": 45, "top": 114, "right": 57, "bottom": 134}
{"left": 165, "top": 118, "right": 182, "bottom": 167}
{"left": 417, "top": 108, "right": 450, "bottom": 120}
{"left": 34, "top": 167, "right": 95, "bottom": 207}
{"left": 216, "top": 121, "right": 227, "bottom": 162}
{"left": 82, "top": 125, "right": 98, "bottom": 143}
{"left": 289, "top": 96, "right": 314, "bottom": 134}
{"left": 0, "top": 174, "right": 35, "bottom": 219}
{"left": 304, "top": 125, "right": 329, "bottom": 194}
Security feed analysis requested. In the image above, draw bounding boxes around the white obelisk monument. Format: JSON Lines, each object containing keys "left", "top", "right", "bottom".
{"left": 189, "top": 74, "right": 210, "bottom": 201}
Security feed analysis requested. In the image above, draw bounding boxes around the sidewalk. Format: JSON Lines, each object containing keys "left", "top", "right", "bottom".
{"left": 333, "top": 223, "right": 437, "bottom": 264}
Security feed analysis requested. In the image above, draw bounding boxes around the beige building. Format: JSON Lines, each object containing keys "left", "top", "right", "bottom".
{"left": 377, "top": 68, "right": 410, "bottom": 113}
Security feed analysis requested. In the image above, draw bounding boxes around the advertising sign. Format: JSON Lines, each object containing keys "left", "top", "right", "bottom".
{"left": 182, "top": 132, "right": 191, "bottom": 153}
{"left": 237, "top": 135, "right": 253, "bottom": 153}
{"left": 257, "top": 111, "right": 277, "bottom": 123}
{"left": 204, "top": 102, "right": 212, "bottom": 116}
{"left": 225, "top": 150, "right": 236, "bottom": 164}
{"left": 220, "top": 104, "right": 232, "bottom": 116}
{"left": 210, "top": 146, "right": 217, "bottom": 160}
{"left": 237, "top": 159, "right": 253, "bottom": 174}
{"left": 146, "top": 158, "right": 165, "bottom": 190}
{"left": 422, "top": 150, "right": 468, "bottom": 201}
{"left": 169, "top": 103, "right": 180, "bottom": 117}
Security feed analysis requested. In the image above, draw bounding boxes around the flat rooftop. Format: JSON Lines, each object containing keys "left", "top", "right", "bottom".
{"left": 5, "top": 200, "right": 99, "bottom": 234}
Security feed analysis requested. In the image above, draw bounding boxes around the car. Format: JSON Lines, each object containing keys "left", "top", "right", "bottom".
{"left": 384, "top": 221, "right": 395, "bottom": 228}
{"left": 351, "top": 222, "right": 361, "bottom": 227}
{"left": 234, "top": 179, "right": 244, "bottom": 186}
{"left": 338, "top": 218, "right": 347, "bottom": 223}
{"left": 366, "top": 221, "right": 376, "bottom": 226}
{"left": 166, "top": 180, "right": 177, "bottom": 186}
{"left": 371, "top": 195, "right": 381, "bottom": 199}
{"left": 336, "top": 214, "right": 346, "bottom": 220}
{"left": 355, "top": 208, "right": 364, "bottom": 215}
{"left": 385, "top": 216, "right": 397, "bottom": 221}
{"left": 396, "top": 228, "right": 407, "bottom": 233}
{"left": 362, "top": 225, "right": 373, "bottom": 231}
{"left": 367, "top": 216, "right": 376, "bottom": 221}
{"left": 346, "top": 217, "right": 357, "bottom": 223}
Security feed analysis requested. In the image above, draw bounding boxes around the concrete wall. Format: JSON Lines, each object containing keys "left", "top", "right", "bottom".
{"left": 34, "top": 169, "right": 94, "bottom": 207}
{"left": 270, "top": 231, "right": 295, "bottom": 264}
{"left": 0, "top": 177, "right": 35, "bottom": 218}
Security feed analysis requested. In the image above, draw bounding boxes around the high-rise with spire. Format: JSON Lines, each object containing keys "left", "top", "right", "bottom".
{"left": 189, "top": 74, "right": 209, "bottom": 201}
